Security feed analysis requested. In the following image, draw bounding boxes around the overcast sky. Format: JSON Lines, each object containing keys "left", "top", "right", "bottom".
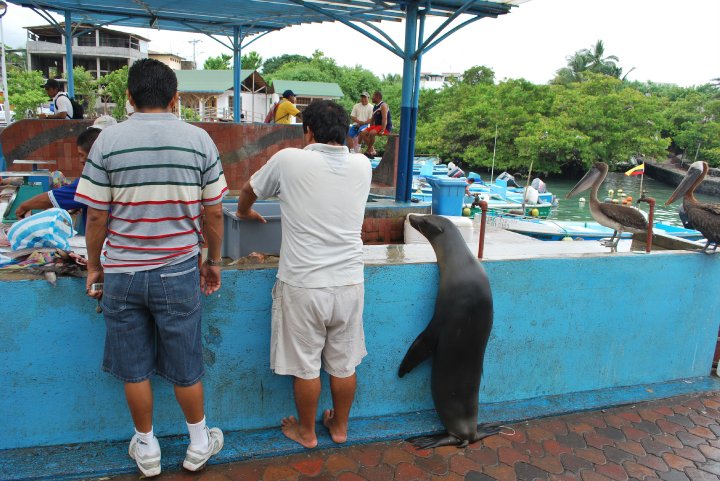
{"left": 3, "top": 0, "right": 719, "bottom": 86}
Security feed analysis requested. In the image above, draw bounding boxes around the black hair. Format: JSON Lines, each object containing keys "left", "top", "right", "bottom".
{"left": 374, "top": 90, "right": 383, "bottom": 100}
{"left": 77, "top": 127, "right": 102, "bottom": 152}
{"left": 127, "top": 58, "right": 178, "bottom": 110}
{"left": 302, "top": 100, "right": 349, "bottom": 145}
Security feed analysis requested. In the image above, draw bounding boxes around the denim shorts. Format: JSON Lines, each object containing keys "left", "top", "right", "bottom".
{"left": 101, "top": 256, "right": 205, "bottom": 386}
{"left": 348, "top": 124, "right": 368, "bottom": 138}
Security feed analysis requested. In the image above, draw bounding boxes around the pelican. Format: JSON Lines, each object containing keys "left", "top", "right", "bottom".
{"left": 566, "top": 162, "right": 648, "bottom": 249}
{"left": 665, "top": 161, "right": 720, "bottom": 254}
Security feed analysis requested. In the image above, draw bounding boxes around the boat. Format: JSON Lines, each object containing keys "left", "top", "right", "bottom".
{"left": 482, "top": 210, "right": 705, "bottom": 242}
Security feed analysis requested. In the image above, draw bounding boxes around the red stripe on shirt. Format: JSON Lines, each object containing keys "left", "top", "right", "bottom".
{"left": 202, "top": 187, "right": 228, "bottom": 204}
{"left": 107, "top": 228, "right": 199, "bottom": 239}
{"left": 75, "top": 192, "right": 111, "bottom": 205}
{"left": 103, "top": 250, "right": 194, "bottom": 262}
{"left": 102, "top": 261, "right": 167, "bottom": 268}
{"left": 110, "top": 214, "right": 203, "bottom": 223}
{"left": 111, "top": 199, "right": 203, "bottom": 206}
{"left": 106, "top": 241, "right": 198, "bottom": 251}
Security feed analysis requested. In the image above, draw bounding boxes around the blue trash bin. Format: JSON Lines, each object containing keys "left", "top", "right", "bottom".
{"left": 427, "top": 176, "right": 466, "bottom": 216}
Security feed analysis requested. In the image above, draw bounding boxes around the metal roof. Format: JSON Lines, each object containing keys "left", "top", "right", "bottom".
{"left": 174, "top": 69, "right": 257, "bottom": 93}
{"left": 14, "top": 0, "right": 526, "bottom": 39}
{"left": 271, "top": 80, "right": 343, "bottom": 98}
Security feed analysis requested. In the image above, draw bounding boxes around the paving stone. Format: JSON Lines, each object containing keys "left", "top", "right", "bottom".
{"left": 543, "top": 420, "right": 570, "bottom": 436}
{"left": 569, "top": 423, "right": 597, "bottom": 435}
{"left": 689, "top": 414, "right": 715, "bottom": 428}
{"left": 596, "top": 427, "right": 626, "bottom": 442}
{"left": 618, "top": 413, "right": 643, "bottom": 423}
{"left": 585, "top": 417, "right": 609, "bottom": 429}
{"left": 677, "top": 431, "right": 708, "bottom": 448}
{"left": 685, "top": 467, "right": 720, "bottom": 481}
{"left": 708, "top": 424, "right": 720, "bottom": 437}
{"left": 403, "top": 442, "right": 433, "bottom": 458}
{"left": 634, "top": 421, "right": 662, "bottom": 436}
{"left": 542, "top": 440, "right": 572, "bottom": 456}
{"left": 623, "top": 426, "right": 653, "bottom": 441}
{"left": 465, "top": 472, "right": 496, "bottom": 481}
{"left": 514, "top": 440, "right": 545, "bottom": 458}
{"left": 622, "top": 461, "right": 657, "bottom": 480}
{"left": 325, "top": 454, "right": 359, "bottom": 476}
{"left": 698, "top": 444, "right": 720, "bottom": 461}
{"left": 666, "top": 415, "right": 695, "bottom": 429}
{"left": 702, "top": 399, "right": 720, "bottom": 410}
{"left": 382, "top": 446, "right": 416, "bottom": 466}
{"left": 575, "top": 447, "right": 607, "bottom": 465}
{"left": 450, "top": 455, "right": 485, "bottom": 476}
{"left": 514, "top": 461, "right": 550, "bottom": 480}
{"left": 688, "top": 427, "right": 716, "bottom": 440}
{"left": 654, "top": 434, "right": 685, "bottom": 449}
{"left": 697, "top": 460, "right": 720, "bottom": 476}
{"left": 639, "top": 410, "right": 667, "bottom": 423}
{"left": 529, "top": 455, "right": 565, "bottom": 475}
{"left": 662, "top": 453, "right": 696, "bottom": 471}
{"left": 465, "top": 447, "right": 498, "bottom": 466}
{"left": 579, "top": 472, "right": 613, "bottom": 481}
{"left": 602, "top": 446, "right": 635, "bottom": 465}
{"left": 262, "top": 465, "right": 300, "bottom": 481}
{"left": 436, "top": 445, "right": 463, "bottom": 456}
{"left": 585, "top": 432, "right": 615, "bottom": 449}
{"left": 415, "top": 454, "right": 450, "bottom": 475}
{"left": 604, "top": 415, "right": 634, "bottom": 430}
{"left": 503, "top": 429, "right": 528, "bottom": 444}
{"left": 615, "top": 440, "right": 646, "bottom": 457}
{"left": 497, "top": 446, "right": 530, "bottom": 466}
{"left": 641, "top": 438, "right": 674, "bottom": 457}
{"left": 358, "top": 464, "right": 394, "bottom": 481}
{"left": 345, "top": 447, "right": 383, "bottom": 467}
{"left": 526, "top": 427, "right": 556, "bottom": 442}
{"left": 432, "top": 473, "right": 463, "bottom": 481}
{"left": 673, "top": 405, "right": 696, "bottom": 416}
{"left": 197, "top": 473, "right": 234, "bottom": 481}
{"left": 298, "top": 474, "right": 335, "bottom": 481}
{"left": 636, "top": 454, "right": 670, "bottom": 473}
{"left": 482, "top": 462, "right": 516, "bottom": 481}
{"left": 395, "top": 461, "right": 431, "bottom": 481}
{"left": 595, "top": 462, "right": 629, "bottom": 481}
{"left": 556, "top": 432, "right": 588, "bottom": 449}
{"left": 656, "top": 420, "right": 687, "bottom": 435}
{"left": 220, "top": 462, "right": 264, "bottom": 481}
{"left": 673, "top": 446, "right": 707, "bottom": 463}
{"left": 658, "top": 470, "right": 691, "bottom": 481}
{"left": 654, "top": 407, "right": 676, "bottom": 417}
{"left": 549, "top": 474, "right": 582, "bottom": 481}
{"left": 290, "top": 458, "right": 325, "bottom": 476}
{"left": 483, "top": 435, "right": 514, "bottom": 449}
{"left": 336, "top": 473, "right": 367, "bottom": 481}
{"left": 560, "top": 454, "right": 594, "bottom": 472}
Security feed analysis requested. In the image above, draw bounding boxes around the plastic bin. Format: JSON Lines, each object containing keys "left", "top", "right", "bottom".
{"left": 221, "top": 202, "right": 282, "bottom": 259}
{"left": 427, "top": 176, "right": 466, "bottom": 216}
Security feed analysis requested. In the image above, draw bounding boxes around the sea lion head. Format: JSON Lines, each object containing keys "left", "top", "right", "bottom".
{"left": 408, "top": 214, "right": 449, "bottom": 241}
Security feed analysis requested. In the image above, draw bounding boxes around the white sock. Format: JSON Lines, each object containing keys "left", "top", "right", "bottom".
{"left": 187, "top": 417, "right": 209, "bottom": 450}
{"left": 135, "top": 427, "right": 159, "bottom": 454}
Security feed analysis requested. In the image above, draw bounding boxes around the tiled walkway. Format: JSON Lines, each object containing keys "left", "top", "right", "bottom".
{"left": 95, "top": 392, "right": 720, "bottom": 481}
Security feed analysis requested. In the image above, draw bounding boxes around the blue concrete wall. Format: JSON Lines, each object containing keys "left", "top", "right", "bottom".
{"left": 2, "top": 253, "right": 720, "bottom": 450}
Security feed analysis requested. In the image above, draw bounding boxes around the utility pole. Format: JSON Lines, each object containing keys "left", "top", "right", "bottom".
{"left": 188, "top": 39, "right": 201, "bottom": 69}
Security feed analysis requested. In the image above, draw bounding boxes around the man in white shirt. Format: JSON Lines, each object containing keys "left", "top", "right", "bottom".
{"left": 39, "top": 79, "right": 73, "bottom": 119}
{"left": 346, "top": 92, "right": 373, "bottom": 153}
{"left": 236, "top": 100, "right": 372, "bottom": 449}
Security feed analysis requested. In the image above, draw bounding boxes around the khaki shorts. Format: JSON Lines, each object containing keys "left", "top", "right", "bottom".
{"left": 270, "top": 280, "right": 366, "bottom": 379}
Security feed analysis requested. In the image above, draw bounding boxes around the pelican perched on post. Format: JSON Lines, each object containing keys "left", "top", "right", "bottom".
{"left": 566, "top": 162, "right": 648, "bottom": 249}
{"left": 665, "top": 161, "right": 720, "bottom": 254}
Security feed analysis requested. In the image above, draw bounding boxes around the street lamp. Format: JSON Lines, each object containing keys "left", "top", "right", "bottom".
{"left": 0, "top": 1, "right": 10, "bottom": 125}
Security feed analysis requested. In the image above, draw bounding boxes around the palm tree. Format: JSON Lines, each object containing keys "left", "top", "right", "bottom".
{"left": 584, "top": 40, "right": 620, "bottom": 76}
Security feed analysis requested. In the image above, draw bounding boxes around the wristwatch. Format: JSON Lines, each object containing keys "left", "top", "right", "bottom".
{"left": 205, "top": 257, "right": 223, "bottom": 266}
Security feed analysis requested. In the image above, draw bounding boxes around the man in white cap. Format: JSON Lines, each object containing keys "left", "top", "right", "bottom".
{"left": 14, "top": 116, "right": 118, "bottom": 229}
{"left": 346, "top": 92, "right": 373, "bottom": 153}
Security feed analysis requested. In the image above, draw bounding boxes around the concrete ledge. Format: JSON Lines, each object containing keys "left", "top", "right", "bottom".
{"left": 3, "top": 376, "right": 718, "bottom": 481}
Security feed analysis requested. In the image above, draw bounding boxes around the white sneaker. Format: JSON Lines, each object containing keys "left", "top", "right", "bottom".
{"left": 183, "top": 427, "right": 224, "bottom": 472}
{"left": 128, "top": 433, "right": 161, "bottom": 477}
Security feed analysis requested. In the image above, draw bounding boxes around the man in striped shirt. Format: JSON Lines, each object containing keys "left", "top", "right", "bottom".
{"left": 75, "top": 59, "right": 227, "bottom": 476}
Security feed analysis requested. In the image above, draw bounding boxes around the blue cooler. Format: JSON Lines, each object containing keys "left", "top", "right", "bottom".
{"left": 427, "top": 176, "right": 466, "bottom": 216}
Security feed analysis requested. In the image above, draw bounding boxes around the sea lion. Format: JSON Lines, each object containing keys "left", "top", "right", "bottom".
{"left": 398, "top": 214, "right": 500, "bottom": 449}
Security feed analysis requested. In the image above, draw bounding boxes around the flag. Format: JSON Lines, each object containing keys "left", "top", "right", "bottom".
{"left": 625, "top": 163, "right": 645, "bottom": 176}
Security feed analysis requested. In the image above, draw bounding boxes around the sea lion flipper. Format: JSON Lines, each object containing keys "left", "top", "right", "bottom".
{"left": 398, "top": 325, "right": 438, "bottom": 377}
{"left": 407, "top": 432, "right": 463, "bottom": 449}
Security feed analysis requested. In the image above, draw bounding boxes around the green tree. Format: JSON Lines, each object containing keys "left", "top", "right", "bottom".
{"left": 97, "top": 65, "right": 129, "bottom": 120}
{"left": 7, "top": 69, "right": 47, "bottom": 118}
{"left": 460, "top": 65, "right": 495, "bottom": 86}
{"left": 552, "top": 40, "right": 627, "bottom": 85}
{"left": 241, "top": 51, "right": 263, "bottom": 71}
{"left": 64, "top": 66, "right": 97, "bottom": 117}
{"left": 204, "top": 53, "right": 232, "bottom": 70}
{"left": 262, "top": 54, "right": 311, "bottom": 74}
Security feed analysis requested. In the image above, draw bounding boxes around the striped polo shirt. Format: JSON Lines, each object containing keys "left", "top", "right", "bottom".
{"left": 74, "top": 112, "right": 228, "bottom": 273}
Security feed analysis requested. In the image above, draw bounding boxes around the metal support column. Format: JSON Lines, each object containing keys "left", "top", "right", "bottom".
{"left": 395, "top": 2, "right": 418, "bottom": 203}
{"left": 64, "top": 11, "right": 74, "bottom": 97}
{"left": 233, "top": 26, "right": 242, "bottom": 123}
{"left": 408, "top": 11, "right": 426, "bottom": 181}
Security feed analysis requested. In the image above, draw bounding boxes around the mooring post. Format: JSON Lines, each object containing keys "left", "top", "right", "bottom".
{"left": 478, "top": 200, "right": 488, "bottom": 259}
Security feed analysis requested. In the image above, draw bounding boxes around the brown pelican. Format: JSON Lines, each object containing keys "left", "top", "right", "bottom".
{"left": 566, "top": 162, "right": 648, "bottom": 249}
{"left": 665, "top": 161, "right": 720, "bottom": 254}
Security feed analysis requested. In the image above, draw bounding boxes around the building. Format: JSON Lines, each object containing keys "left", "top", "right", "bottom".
{"left": 148, "top": 51, "right": 184, "bottom": 70}
{"left": 25, "top": 23, "right": 149, "bottom": 79}
{"left": 419, "top": 72, "right": 461, "bottom": 90}
{"left": 270, "top": 80, "right": 344, "bottom": 110}
{"left": 174, "top": 69, "right": 269, "bottom": 122}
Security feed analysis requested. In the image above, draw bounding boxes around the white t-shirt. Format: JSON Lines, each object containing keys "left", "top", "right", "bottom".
{"left": 53, "top": 92, "right": 73, "bottom": 119}
{"left": 350, "top": 103, "right": 373, "bottom": 124}
{"left": 250, "top": 143, "right": 372, "bottom": 288}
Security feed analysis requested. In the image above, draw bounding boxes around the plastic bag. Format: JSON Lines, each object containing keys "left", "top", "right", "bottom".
{"left": 7, "top": 208, "right": 74, "bottom": 251}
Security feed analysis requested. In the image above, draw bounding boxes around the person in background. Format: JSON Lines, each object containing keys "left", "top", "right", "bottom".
{"left": 465, "top": 177, "right": 476, "bottom": 196}
{"left": 346, "top": 92, "right": 373, "bottom": 153}
{"left": 75, "top": 59, "right": 227, "bottom": 477}
{"left": 358, "top": 90, "right": 392, "bottom": 157}
{"left": 236, "top": 100, "right": 371, "bottom": 449}
{"left": 275, "top": 90, "right": 301, "bottom": 124}
{"left": 39, "top": 79, "right": 73, "bottom": 120}
{"left": 15, "top": 116, "right": 118, "bottom": 227}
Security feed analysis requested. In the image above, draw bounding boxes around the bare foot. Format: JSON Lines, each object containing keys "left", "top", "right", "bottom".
{"left": 281, "top": 416, "right": 317, "bottom": 449}
{"left": 323, "top": 409, "right": 348, "bottom": 444}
